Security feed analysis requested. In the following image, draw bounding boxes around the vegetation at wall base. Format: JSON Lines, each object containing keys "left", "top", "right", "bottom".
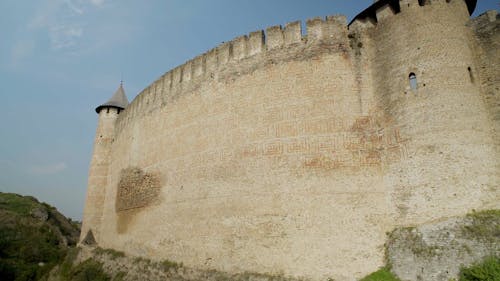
{"left": 359, "top": 267, "right": 401, "bottom": 281}
{"left": 459, "top": 256, "right": 500, "bottom": 281}
{"left": 61, "top": 259, "right": 111, "bottom": 281}
{"left": 1, "top": 191, "right": 498, "bottom": 281}
{"left": 92, "top": 247, "right": 126, "bottom": 260}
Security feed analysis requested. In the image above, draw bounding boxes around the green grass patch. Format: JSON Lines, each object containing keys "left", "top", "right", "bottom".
{"left": 93, "top": 247, "right": 126, "bottom": 260}
{"left": 0, "top": 193, "right": 40, "bottom": 216}
{"left": 359, "top": 267, "right": 401, "bottom": 281}
{"left": 459, "top": 256, "right": 500, "bottom": 281}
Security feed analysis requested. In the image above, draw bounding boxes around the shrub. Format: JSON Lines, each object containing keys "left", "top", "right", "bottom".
{"left": 459, "top": 256, "right": 500, "bottom": 281}
{"left": 65, "top": 259, "right": 110, "bottom": 281}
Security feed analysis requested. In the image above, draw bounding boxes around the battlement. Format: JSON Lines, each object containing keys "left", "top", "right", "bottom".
{"left": 115, "top": 14, "right": 348, "bottom": 133}
{"left": 349, "top": 0, "right": 476, "bottom": 28}
{"left": 114, "top": 0, "right": 479, "bottom": 136}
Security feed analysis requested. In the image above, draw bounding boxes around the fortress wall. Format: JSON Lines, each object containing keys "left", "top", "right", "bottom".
{"left": 84, "top": 2, "right": 500, "bottom": 280}
{"left": 370, "top": 0, "right": 499, "bottom": 225}
{"left": 94, "top": 16, "right": 401, "bottom": 280}
{"left": 471, "top": 10, "right": 500, "bottom": 144}
{"left": 115, "top": 15, "right": 351, "bottom": 135}
{"left": 349, "top": 17, "right": 377, "bottom": 116}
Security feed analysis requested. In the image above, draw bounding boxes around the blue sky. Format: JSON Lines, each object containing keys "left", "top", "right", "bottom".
{"left": 0, "top": 0, "right": 497, "bottom": 220}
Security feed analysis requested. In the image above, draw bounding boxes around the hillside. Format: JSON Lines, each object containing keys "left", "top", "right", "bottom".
{"left": 0, "top": 192, "right": 80, "bottom": 280}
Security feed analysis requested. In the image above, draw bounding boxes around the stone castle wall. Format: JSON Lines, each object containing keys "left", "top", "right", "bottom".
{"left": 81, "top": 1, "right": 499, "bottom": 280}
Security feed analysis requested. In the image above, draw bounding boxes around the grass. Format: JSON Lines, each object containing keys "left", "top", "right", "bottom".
{"left": 0, "top": 192, "right": 82, "bottom": 281}
{"left": 459, "top": 256, "right": 500, "bottom": 281}
{"left": 0, "top": 220, "right": 68, "bottom": 280}
{"left": 0, "top": 193, "right": 40, "bottom": 216}
{"left": 63, "top": 259, "right": 111, "bottom": 281}
{"left": 359, "top": 267, "right": 401, "bottom": 281}
{"left": 112, "top": 271, "right": 127, "bottom": 281}
{"left": 160, "top": 259, "right": 183, "bottom": 271}
{"left": 59, "top": 247, "right": 81, "bottom": 277}
{"left": 93, "top": 247, "right": 126, "bottom": 260}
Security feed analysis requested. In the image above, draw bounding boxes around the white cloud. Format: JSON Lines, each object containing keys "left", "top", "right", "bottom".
{"left": 89, "top": 0, "right": 105, "bottom": 7}
{"left": 26, "top": 0, "right": 90, "bottom": 52}
{"left": 30, "top": 162, "right": 68, "bottom": 175}
{"left": 27, "top": 0, "right": 62, "bottom": 30}
{"left": 64, "top": 0, "right": 84, "bottom": 14}
{"left": 50, "top": 24, "right": 84, "bottom": 49}
{"left": 9, "top": 0, "right": 125, "bottom": 64}
{"left": 10, "top": 39, "right": 36, "bottom": 68}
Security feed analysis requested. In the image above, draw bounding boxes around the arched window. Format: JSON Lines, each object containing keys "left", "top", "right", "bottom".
{"left": 409, "top": 73, "right": 418, "bottom": 90}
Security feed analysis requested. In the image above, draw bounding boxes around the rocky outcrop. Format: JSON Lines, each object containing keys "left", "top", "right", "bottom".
{"left": 386, "top": 210, "right": 500, "bottom": 281}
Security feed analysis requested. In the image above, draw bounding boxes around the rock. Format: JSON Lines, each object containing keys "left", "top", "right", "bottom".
{"left": 30, "top": 207, "right": 49, "bottom": 221}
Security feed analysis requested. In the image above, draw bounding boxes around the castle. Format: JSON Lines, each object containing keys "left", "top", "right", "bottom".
{"left": 81, "top": 0, "right": 499, "bottom": 280}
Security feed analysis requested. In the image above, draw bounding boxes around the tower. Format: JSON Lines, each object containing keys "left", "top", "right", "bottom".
{"left": 353, "top": 0, "right": 497, "bottom": 224}
{"left": 81, "top": 83, "right": 129, "bottom": 244}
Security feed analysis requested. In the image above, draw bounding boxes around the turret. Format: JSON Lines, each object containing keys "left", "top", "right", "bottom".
{"left": 356, "top": 0, "right": 496, "bottom": 225}
{"left": 81, "top": 83, "right": 128, "bottom": 244}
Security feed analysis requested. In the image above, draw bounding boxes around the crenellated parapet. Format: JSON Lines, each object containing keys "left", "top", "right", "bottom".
{"left": 115, "top": 14, "right": 350, "bottom": 134}
{"left": 349, "top": 0, "right": 476, "bottom": 28}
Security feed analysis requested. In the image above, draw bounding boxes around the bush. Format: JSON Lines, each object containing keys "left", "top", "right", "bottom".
{"left": 65, "top": 259, "right": 110, "bottom": 281}
{"left": 0, "top": 223, "right": 67, "bottom": 280}
{"left": 459, "top": 256, "right": 500, "bottom": 281}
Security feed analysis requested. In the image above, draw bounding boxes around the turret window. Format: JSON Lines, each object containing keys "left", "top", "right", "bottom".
{"left": 409, "top": 73, "right": 418, "bottom": 90}
{"left": 468, "top": 67, "right": 474, "bottom": 83}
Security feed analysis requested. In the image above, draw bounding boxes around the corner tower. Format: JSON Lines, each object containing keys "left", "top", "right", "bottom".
{"left": 353, "top": 0, "right": 497, "bottom": 224}
{"left": 81, "top": 83, "right": 128, "bottom": 244}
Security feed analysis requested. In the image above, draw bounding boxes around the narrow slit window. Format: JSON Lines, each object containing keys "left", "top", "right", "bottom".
{"left": 409, "top": 73, "right": 418, "bottom": 90}
{"left": 468, "top": 67, "right": 474, "bottom": 83}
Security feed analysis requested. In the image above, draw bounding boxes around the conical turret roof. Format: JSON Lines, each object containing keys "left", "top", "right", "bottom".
{"left": 95, "top": 83, "right": 129, "bottom": 113}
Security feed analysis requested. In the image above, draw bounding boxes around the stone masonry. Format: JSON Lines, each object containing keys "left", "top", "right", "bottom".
{"left": 81, "top": 1, "right": 499, "bottom": 280}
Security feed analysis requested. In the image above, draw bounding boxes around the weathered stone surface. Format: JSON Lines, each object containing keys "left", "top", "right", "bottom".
{"left": 81, "top": 1, "right": 500, "bottom": 280}
{"left": 116, "top": 167, "right": 161, "bottom": 212}
{"left": 387, "top": 211, "right": 500, "bottom": 281}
